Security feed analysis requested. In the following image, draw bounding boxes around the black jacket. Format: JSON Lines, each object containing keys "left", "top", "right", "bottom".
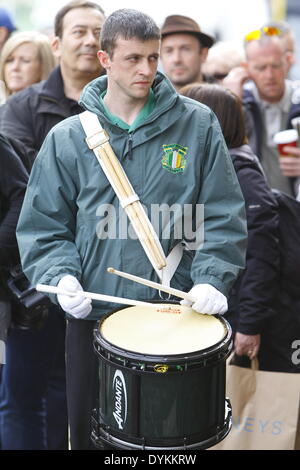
{"left": 225, "top": 145, "right": 280, "bottom": 335}
{"left": 0, "top": 135, "right": 28, "bottom": 298}
{"left": 0, "top": 66, "right": 82, "bottom": 169}
{"left": 226, "top": 145, "right": 300, "bottom": 372}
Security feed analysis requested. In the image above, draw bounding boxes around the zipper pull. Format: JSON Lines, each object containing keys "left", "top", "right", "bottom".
{"left": 128, "top": 134, "right": 133, "bottom": 160}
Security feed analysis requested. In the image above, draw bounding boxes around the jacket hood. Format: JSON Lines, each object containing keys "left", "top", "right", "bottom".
{"left": 229, "top": 144, "right": 258, "bottom": 162}
{"left": 79, "top": 71, "right": 179, "bottom": 125}
{"left": 229, "top": 144, "right": 266, "bottom": 176}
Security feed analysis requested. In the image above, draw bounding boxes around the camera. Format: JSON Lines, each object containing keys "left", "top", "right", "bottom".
{"left": 6, "top": 265, "right": 50, "bottom": 330}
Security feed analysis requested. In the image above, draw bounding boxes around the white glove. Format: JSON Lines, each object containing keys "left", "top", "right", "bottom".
{"left": 181, "top": 284, "right": 228, "bottom": 315}
{"left": 57, "top": 275, "right": 92, "bottom": 319}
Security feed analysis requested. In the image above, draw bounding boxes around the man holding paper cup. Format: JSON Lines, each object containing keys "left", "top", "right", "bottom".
{"left": 223, "top": 28, "right": 300, "bottom": 197}
{"left": 16, "top": 9, "right": 247, "bottom": 449}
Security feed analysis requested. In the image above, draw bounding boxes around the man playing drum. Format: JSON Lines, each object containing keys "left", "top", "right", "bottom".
{"left": 16, "top": 9, "right": 247, "bottom": 450}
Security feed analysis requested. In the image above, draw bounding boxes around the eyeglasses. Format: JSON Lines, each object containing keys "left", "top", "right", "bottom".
{"left": 245, "top": 26, "right": 282, "bottom": 42}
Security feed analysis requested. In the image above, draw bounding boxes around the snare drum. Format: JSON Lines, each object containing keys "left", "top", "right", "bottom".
{"left": 92, "top": 302, "right": 232, "bottom": 450}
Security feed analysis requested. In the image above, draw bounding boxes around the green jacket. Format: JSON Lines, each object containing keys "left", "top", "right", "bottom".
{"left": 16, "top": 72, "right": 247, "bottom": 320}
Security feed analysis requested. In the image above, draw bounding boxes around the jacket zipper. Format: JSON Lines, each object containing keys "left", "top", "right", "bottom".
{"left": 128, "top": 134, "right": 133, "bottom": 160}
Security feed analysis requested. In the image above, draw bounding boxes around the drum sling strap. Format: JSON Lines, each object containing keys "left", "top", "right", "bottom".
{"left": 79, "top": 110, "right": 183, "bottom": 287}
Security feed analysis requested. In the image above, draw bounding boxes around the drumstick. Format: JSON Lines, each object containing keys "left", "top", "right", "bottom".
{"left": 36, "top": 284, "right": 155, "bottom": 308}
{"left": 107, "top": 267, "right": 195, "bottom": 303}
{"left": 96, "top": 146, "right": 166, "bottom": 270}
{"left": 102, "top": 143, "right": 167, "bottom": 268}
{"left": 101, "top": 144, "right": 166, "bottom": 269}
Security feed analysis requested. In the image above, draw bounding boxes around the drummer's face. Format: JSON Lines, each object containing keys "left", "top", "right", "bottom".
{"left": 98, "top": 37, "right": 160, "bottom": 102}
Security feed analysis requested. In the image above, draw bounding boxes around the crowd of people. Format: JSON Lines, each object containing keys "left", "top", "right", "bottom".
{"left": 0, "top": 0, "right": 299, "bottom": 451}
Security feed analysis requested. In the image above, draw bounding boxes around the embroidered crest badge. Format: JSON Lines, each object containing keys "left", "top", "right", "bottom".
{"left": 162, "top": 144, "right": 188, "bottom": 174}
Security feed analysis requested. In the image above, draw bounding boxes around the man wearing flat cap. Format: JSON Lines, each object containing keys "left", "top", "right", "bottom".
{"left": 160, "top": 14, "right": 214, "bottom": 90}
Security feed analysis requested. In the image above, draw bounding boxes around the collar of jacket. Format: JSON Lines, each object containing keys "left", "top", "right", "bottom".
{"left": 79, "top": 71, "right": 184, "bottom": 143}
{"left": 39, "top": 66, "right": 66, "bottom": 102}
{"left": 243, "top": 83, "right": 300, "bottom": 136}
{"left": 229, "top": 144, "right": 265, "bottom": 175}
{"left": 243, "top": 81, "right": 300, "bottom": 108}
{"left": 242, "top": 87, "right": 257, "bottom": 106}
{"left": 229, "top": 144, "right": 257, "bottom": 162}
{"left": 37, "top": 66, "right": 81, "bottom": 119}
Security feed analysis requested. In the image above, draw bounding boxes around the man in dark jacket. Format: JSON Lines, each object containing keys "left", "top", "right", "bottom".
{"left": 1, "top": 66, "right": 82, "bottom": 168}
{"left": 0, "top": 0, "right": 105, "bottom": 450}
{"left": 0, "top": 2, "right": 105, "bottom": 169}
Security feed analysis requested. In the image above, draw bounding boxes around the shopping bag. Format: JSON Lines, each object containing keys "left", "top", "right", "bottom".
{"left": 211, "top": 357, "right": 300, "bottom": 450}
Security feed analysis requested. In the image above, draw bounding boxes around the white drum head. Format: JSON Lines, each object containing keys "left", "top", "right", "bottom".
{"left": 100, "top": 304, "right": 226, "bottom": 355}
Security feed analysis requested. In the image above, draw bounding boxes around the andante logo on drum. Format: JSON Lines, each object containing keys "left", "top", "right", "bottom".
{"left": 112, "top": 370, "right": 128, "bottom": 430}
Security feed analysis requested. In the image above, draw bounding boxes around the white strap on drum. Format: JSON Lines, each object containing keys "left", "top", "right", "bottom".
{"left": 80, "top": 111, "right": 124, "bottom": 200}
{"left": 162, "top": 243, "right": 184, "bottom": 287}
{"left": 79, "top": 110, "right": 183, "bottom": 286}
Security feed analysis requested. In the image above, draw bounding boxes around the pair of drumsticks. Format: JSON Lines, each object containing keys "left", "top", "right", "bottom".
{"left": 96, "top": 139, "right": 166, "bottom": 272}
{"left": 36, "top": 267, "right": 194, "bottom": 307}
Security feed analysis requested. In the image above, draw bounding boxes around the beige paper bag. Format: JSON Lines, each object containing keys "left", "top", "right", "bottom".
{"left": 212, "top": 359, "right": 300, "bottom": 450}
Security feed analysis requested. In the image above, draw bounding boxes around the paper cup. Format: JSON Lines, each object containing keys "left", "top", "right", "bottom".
{"left": 274, "top": 129, "right": 298, "bottom": 156}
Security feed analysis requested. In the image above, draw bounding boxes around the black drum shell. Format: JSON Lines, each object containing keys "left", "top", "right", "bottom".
{"left": 93, "top": 304, "right": 233, "bottom": 450}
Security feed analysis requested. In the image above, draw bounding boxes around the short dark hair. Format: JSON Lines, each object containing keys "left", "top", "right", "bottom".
{"left": 54, "top": 0, "right": 105, "bottom": 38}
{"left": 180, "top": 83, "right": 247, "bottom": 148}
{"left": 100, "top": 9, "right": 161, "bottom": 57}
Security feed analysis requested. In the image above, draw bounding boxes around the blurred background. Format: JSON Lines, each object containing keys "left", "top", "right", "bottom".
{"left": 1, "top": 0, "right": 271, "bottom": 43}
{"left": 1, "top": 0, "right": 300, "bottom": 77}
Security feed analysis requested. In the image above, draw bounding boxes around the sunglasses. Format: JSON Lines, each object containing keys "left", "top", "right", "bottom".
{"left": 245, "top": 26, "right": 282, "bottom": 42}
{"left": 205, "top": 73, "right": 228, "bottom": 83}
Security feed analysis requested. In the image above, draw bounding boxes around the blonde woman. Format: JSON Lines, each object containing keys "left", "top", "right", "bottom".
{"left": 0, "top": 30, "right": 55, "bottom": 102}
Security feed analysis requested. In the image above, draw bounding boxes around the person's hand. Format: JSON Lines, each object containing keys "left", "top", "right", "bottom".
{"left": 279, "top": 147, "right": 300, "bottom": 176}
{"left": 181, "top": 284, "right": 228, "bottom": 315}
{"left": 222, "top": 66, "right": 250, "bottom": 98}
{"left": 57, "top": 275, "right": 92, "bottom": 319}
{"left": 234, "top": 332, "right": 261, "bottom": 360}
